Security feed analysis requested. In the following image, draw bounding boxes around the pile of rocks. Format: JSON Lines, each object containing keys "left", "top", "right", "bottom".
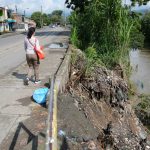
{"left": 81, "top": 66, "right": 128, "bottom": 108}
{"left": 70, "top": 48, "right": 128, "bottom": 111}
{"left": 67, "top": 48, "right": 150, "bottom": 150}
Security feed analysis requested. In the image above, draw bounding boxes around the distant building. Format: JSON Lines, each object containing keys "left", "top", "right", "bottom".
{"left": 0, "top": 7, "right": 10, "bottom": 32}
{"left": 12, "top": 13, "right": 36, "bottom": 32}
{"left": 0, "top": 7, "right": 16, "bottom": 33}
{"left": 0, "top": 7, "right": 36, "bottom": 33}
{"left": 24, "top": 18, "right": 36, "bottom": 28}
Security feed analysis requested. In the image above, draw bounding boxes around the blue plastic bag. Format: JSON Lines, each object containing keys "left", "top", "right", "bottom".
{"left": 33, "top": 88, "right": 49, "bottom": 104}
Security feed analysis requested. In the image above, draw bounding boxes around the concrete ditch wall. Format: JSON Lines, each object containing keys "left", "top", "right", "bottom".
{"left": 55, "top": 45, "right": 71, "bottom": 93}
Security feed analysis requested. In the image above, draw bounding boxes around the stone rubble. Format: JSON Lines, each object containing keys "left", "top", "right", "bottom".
{"left": 64, "top": 48, "right": 150, "bottom": 150}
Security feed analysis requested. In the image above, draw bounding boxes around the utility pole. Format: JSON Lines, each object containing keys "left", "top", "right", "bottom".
{"left": 15, "top": 5, "right": 17, "bottom": 13}
{"left": 64, "top": 4, "right": 66, "bottom": 27}
{"left": 15, "top": 5, "right": 19, "bottom": 31}
{"left": 24, "top": 10, "right": 25, "bottom": 17}
{"left": 40, "top": 5, "right": 43, "bottom": 28}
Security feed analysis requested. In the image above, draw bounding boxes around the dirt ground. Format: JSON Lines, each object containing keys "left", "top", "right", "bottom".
{"left": 57, "top": 48, "right": 150, "bottom": 150}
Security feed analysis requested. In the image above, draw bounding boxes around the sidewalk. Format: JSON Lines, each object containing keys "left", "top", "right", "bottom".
{"left": 0, "top": 30, "right": 70, "bottom": 150}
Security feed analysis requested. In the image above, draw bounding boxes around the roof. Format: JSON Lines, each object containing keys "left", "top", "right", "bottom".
{"left": 5, "top": 19, "right": 16, "bottom": 23}
{"left": 0, "top": 7, "right": 7, "bottom": 10}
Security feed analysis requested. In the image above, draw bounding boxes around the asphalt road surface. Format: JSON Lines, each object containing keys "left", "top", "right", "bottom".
{"left": 0, "top": 26, "right": 65, "bottom": 78}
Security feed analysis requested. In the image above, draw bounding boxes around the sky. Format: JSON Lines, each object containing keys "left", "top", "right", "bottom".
{"left": 0, "top": 0, "right": 149, "bottom": 16}
{"left": 0, "top": 0, "right": 70, "bottom": 16}
{"left": 124, "top": 0, "right": 150, "bottom": 12}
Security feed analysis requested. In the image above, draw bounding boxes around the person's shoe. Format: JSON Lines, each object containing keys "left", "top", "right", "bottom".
{"left": 24, "top": 78, "right": 29, "bottom": 85}
{"left": 35, "top": 80, "right": 41, "bottom": 84}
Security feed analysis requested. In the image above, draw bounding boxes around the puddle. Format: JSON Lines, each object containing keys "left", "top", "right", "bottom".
{"left": 48, "top": 43, "right": 68, "bottom": 49}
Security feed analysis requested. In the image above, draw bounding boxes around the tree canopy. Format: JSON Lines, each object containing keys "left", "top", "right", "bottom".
{"left": 48, "top": 10, "right": 63, "bottom": 24}
{"left": 51, "top": 10, "right": 63, "bottom": 16}
{"left": 31, "top": 12, "right": 51, "bottom": 27}
{"left": 66, "top": 0, "right": 149, "bottom": 68}
{"left": 131, "top": 0, "right": 150, "bottom": 6}
{"left": 142, "top": 12, "right": 150, "bottom": 43}
{"left": 65, "top": 0, "right": 150, "bottom": 11}
{"left": 31, "top": 12, "right": 42, "bottom": 28}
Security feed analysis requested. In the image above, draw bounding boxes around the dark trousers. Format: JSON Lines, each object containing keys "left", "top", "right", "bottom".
{"left": 26, "top": 54, "right": 39, "bottom": 81}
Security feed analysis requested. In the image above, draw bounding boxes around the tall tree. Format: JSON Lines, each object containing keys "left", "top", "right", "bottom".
{"left": 42, "top": 13, "right": 51, "bottom": 25}
{"left": 31, "top": 12, "right": 51, "bottom": 27}
{"left": 131, "top": 0, "right": 150, "bottom": 6}
{"left": 49, "top": 10, "right": 63, "bottom": 24}
{"left": 142, "top": 12, "right": 150, "bottom": 43}
{"left": 31, "top": 12, "right": 42, "bottom": 28}
{"left": 51, "top": 10, "right": 63, "bottom": 16}
{"left": 65, "top": 0, "right": 150, "bottom": 10}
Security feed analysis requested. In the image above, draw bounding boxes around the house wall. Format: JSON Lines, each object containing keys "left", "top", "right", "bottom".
{"left": 0, "top": 7, "right": 9, "bottom": 32}
{"left": 16, "top": 23, "right": 28, "bottom": 32}
{"left": 12, "top": 13, "right": 23, "bottom": 23}
{"left": 0, "top": 23, "right": 4, "bottom": 32}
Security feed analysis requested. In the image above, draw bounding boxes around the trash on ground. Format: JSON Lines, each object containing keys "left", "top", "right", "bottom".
{"left": 33, "top": 88, "right": 49, "bottom": 104}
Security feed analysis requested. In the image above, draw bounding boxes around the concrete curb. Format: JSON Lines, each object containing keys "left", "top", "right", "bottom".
{"left": 55, "top": 45, "right": 71, "bottom": 93}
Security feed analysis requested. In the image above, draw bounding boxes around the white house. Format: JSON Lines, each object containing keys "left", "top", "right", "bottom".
{"left": 0, "top": 7, "right": 16, "bottom": 33}
{"left": 0, "top": 7, "right": 9, "bottom": 32}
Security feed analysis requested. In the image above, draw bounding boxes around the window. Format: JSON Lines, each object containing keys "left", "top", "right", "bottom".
{"left": 0, "top": 10, "right": 3, "bottom": 16}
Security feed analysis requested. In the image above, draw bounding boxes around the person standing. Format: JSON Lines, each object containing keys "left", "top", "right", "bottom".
{"left": 24, "top": 27, "right": 41, "bottom": 85}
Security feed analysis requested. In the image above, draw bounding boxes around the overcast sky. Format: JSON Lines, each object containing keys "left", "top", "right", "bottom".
{"left": 0, "top": 0, "right": 69, "bottom": 16}
{"left": 0, "top": 0, "right": 149, "bottom": 16}
{"left": 124, "top": 0, "right": 150, "bottom": 11}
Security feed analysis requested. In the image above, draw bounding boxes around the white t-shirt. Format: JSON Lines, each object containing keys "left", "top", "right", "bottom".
{"left": 24, "top": 36, "right": 40, "bottom": 54}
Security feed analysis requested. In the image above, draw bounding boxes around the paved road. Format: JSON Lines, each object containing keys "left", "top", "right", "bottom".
{"left": 0, "top": 26, "right": 66, "bottom": 77}
{"left": 0, "top": 26, "right": 70, "bottom": 149}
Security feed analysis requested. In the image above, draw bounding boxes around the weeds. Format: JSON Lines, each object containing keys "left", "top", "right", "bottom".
{"left": 135, "top": 95, "right": 150, "bottom": 128}
{"left": 69, "top": 0, "right": 141, "bottom": 75}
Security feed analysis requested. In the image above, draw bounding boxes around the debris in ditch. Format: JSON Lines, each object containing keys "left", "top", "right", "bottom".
{"left": 58, "top": 48, "right": 150, "bottom": 150}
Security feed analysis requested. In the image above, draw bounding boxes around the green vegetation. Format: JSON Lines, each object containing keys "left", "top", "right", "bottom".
{"left": 131, "top": 0, "right": 150, "bottom": 6}
{"left": 48, "top": 10, "right": 63, "bottom": 24}
{"left": 0, "top": 10, "right": 3, "bottom": 16}
{"left": 142, "top": 12, "right": 150, "bottom": 45}
{"left": 31, "top": 12, "right": 50, "bottom": 28}
{"left": 130, "top": 12, "right": 145, "bottom": 49}
{"left": 66, "top": 0, "right": 149, "bottom": 71}
{"left": 68, "top": 1, "right": 131, "bottom": 69}
{"left": 66, "top": 0, "right": 149, "bottom": 11}
{"left": 31, "top": 10, "right": 63, "bottom": 28}
{"left": 135, "top": 95, "right": 150, "bottom": 127}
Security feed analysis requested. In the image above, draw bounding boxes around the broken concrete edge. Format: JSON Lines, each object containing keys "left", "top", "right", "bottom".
{"left": 55, "top": 44, "right": 71, "bottom": 93}
{"left": 46, "top": 44, "right": 72, "bottom": 149}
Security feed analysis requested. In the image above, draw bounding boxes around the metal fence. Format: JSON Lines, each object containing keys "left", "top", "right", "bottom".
{"left": 46, "top": 76, "right": 57, "bottom": 150}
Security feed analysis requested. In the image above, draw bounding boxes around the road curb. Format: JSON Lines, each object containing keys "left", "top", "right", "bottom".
{"left": 55, "top": 45, "right": 71, "bottom": 93}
